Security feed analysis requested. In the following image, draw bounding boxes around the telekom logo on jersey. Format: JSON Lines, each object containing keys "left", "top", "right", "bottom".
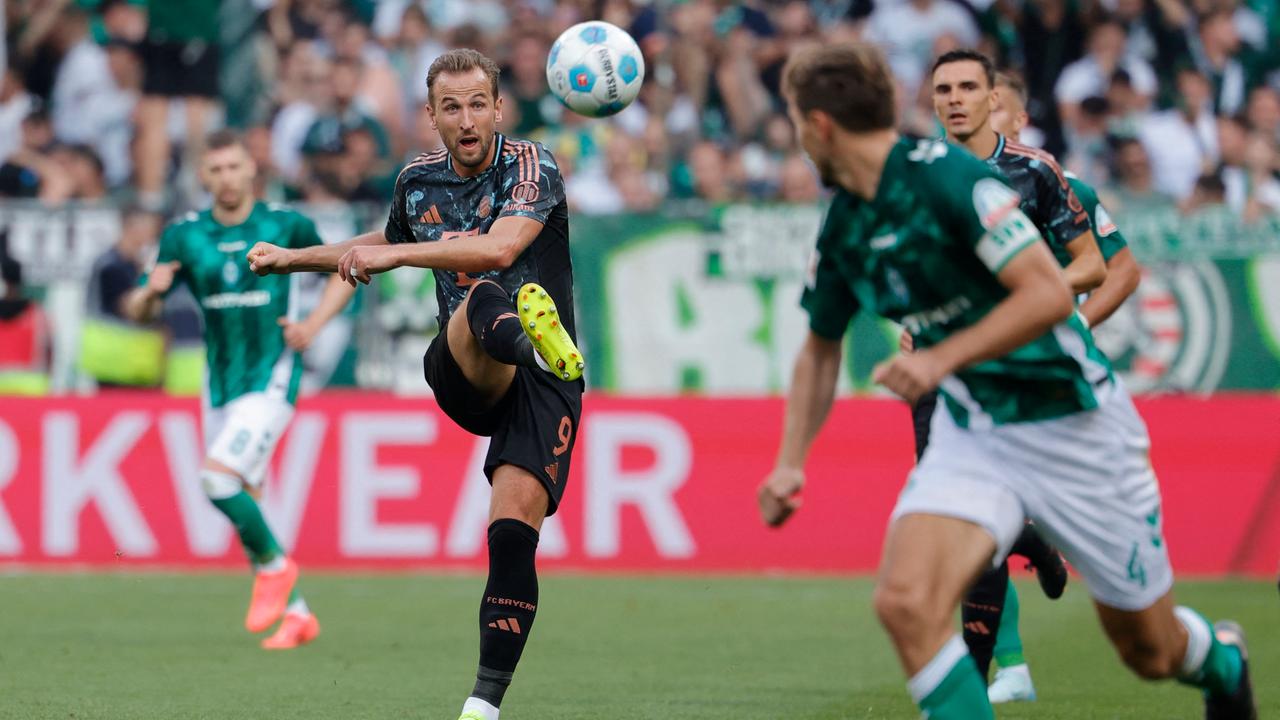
{"left": 0, "top": 399, "right": 696, "bottom": 564}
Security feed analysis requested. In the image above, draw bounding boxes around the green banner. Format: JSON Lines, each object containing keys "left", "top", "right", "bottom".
{"left": 569, "top": 205, "right": 1280, "bottom": 393}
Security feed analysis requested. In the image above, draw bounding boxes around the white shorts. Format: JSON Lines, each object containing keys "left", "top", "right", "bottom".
{"left": 891, "top": 384, "right": 1173, "bottom": 611}
{"left": 203, "top": 392, "right": 295, "bottom": 488}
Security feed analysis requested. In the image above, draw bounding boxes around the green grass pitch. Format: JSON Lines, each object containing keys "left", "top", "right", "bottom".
{"left": 2, "top": 574, "right": 1275, "bottom": 719}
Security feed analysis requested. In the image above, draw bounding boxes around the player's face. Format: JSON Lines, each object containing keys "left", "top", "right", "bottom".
{"left": 428, "top": 68, "right": 504, "bottom": 174}
{"left": 199, "top": 144, "right": 256, "bottom": 210}
{"left": 989, "top": 85, "right": 1029, "bottom": 140}
{"left": 784, "top": 92, "right": 836, "bottom": 187}
{"left": 932, "top": 60, "right": 994, "bottom": 141}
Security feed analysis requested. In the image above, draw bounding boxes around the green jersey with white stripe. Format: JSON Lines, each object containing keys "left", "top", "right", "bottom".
{"left": 143, "top": 202, "right": 323, "bottom": 408}
{"left": 1063, "top": 173, "right": 1128, "bottom": 263}
{"left": 802, "top": 137, "right": 1113, "bottom": 427}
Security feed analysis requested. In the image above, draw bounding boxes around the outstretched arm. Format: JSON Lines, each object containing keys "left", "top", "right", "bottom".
{"left": 757, "top": 332, "right": 843, "bottom": 527}
{"left": 337, "top": 215, "right": 544, "bottom": 285}
{"left": 248, "top": 230, "right": 387, "bottom": 275}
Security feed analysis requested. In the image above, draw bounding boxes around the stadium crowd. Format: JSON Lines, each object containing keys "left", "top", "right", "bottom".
{"left": 2, "top": 0, "right": 1280, "bottom": 386}
{"left": 3, "top": 0, "right": 1280, "bottom": 215}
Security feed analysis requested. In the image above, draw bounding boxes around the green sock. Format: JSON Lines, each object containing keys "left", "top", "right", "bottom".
{"left": 993, "top": 579, "right": 1025, "bottom": 667}
{"left": 910, "top": 636, "right": 994, "bottom": 720}
{"left": 210, "top": 490, "right": 284, "bottom": 566}
{"left": 1174, "top": 607, "right": 1242, "bottom": 697}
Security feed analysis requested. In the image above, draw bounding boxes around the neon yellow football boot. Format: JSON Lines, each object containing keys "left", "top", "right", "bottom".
{"left": 517, "top": 282, "right": 584, "bottom": 382}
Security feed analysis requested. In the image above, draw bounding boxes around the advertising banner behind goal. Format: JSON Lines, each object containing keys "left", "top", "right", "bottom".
{"left": 0, "top": 394, "right": 1276, "bottom": 576}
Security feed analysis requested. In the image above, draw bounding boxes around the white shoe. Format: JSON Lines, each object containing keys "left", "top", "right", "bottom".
{"left": 988, "top": 664, "right": 1037, "bottom": 703}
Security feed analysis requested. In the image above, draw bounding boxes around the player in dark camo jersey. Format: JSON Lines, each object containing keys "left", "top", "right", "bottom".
{"left": 757, "top": 42, "right": 1255, "bottom": 720}
{"left": 246, "top": 49, "right": 581, "bottom": 720}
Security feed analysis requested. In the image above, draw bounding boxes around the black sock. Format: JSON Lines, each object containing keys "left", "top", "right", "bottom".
{"left": 466, "top": 281, "right": 538, "bottom": 369}
{"left": 472, "top": 519, "right": 540, "bottom": 708}
{"left": 962, "top": 561, "right": 1009, "bottom": 680}
{"left": 1011, "top": 523, "right": 1054, "bottom": 570}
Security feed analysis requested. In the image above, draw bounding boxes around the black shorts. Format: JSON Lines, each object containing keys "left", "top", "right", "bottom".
{"left": 911, "top": 390, "right": 938, "bottom": 462}
{"left": 142, "top": 39, "right": 220, "bottom": 98}
{"left": 423, "top": 334, "right": 582, "bottom": 516}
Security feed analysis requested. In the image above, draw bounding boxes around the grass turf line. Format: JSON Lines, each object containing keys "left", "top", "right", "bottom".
{"left": 0, "top": 575, "right": 1275, "bottom": 719}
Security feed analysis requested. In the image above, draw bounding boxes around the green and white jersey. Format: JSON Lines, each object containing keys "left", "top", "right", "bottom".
{"left": 142, "top": 202, "right": 324, "bottom": 408}
{"left": 1064, "top": 173, "right": 1128, "bottom": 264}
{"left": 801, "top": 138, "right": 1113, "bottom": 428}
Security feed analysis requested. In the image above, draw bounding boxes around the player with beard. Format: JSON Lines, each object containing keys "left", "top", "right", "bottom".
{"left": 123, "top": 129, "right": 355, "bottom": 649}
{"left": 246, "top": 49, "right": 582, "bottom": 720}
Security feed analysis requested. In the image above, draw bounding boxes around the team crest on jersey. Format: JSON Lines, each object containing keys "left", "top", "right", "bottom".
{"left": 511, "top": 181, "right": 540, "bottom": 204}
{"left": 222, "top": 259, "right": 240, "bottom": 284}
{"left": 972, "top": 178, "right": 1021, "bottom": 229}
{"left": 478, "top": 194, "right": 493, "bottom": 219}
{"left": 885, "top": 267, "right": 910, "bottom": 306}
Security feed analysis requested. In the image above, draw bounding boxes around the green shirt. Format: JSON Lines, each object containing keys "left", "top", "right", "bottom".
{"left": 801, "top": 138, "right": 1113, "bottom": 427}
{"left": 142, "top": 202, "right": 323, "bottom": 408}
{"left": 1060, "top": 173, "right": 1128, "bottom": 264}
{"left": 146, "top": 0, "right": 219, "bottom": 42}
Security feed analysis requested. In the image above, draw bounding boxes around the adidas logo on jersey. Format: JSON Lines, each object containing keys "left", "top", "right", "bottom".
{"left": 420, "top": 205, "right": 443, "bottom": 224}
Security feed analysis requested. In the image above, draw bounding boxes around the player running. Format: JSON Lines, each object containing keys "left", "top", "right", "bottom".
{"left": 758, "top": 42, "right": 1255, "bottom": 720}
{"left": 245, "top": 49, "right": 582, "bottom": 720}
{"left": 978, "top": 69, "right": 1145, "bottom": 703}
{"left": 122, "top": 130, "right": 355, "bottom": 649}
{"left": 925, "top": 47, "right": 1108, "bottom": 684}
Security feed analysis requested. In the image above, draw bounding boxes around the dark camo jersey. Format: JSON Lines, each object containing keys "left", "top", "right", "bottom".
{"left": 142, "top": 202, "right": 324, "bottom": 407}
{"left": 802, "top": 138, "right": 1112, "bottom": 428}
{"left": 983, "top": 134, "right": 1092, "bottom": 258}
{"left": 384, "top": 134, "right": 574, "bottom": 338}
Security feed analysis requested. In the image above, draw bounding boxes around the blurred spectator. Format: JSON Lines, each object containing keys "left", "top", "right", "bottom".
{"left": 243, "top": 124, "right": 289, "bottom": 202}
{"left": 1056, "top": 20, "right": 1156, "bottom": 133}
{"left": 1139, "top": 67, "right": 1220, "bottom": 199}
{"left": 0, "top": 66, "right": 34, "bottom": 162}
{"left": 503, "top": 33, "right": 559, "bottom": 137}
{"left": 866, "top": 0, "right": 980, "bottom": 103}
{"left": 0, "top": 108, "right": 70, "bottom": 201}
{"left": 388, "top": 3, "right": 446, "bottom": 119}
{"left": 778, "top": 153, "right": 821, "bottom": 203}
{"left": 133, "top": 0, "right": 222, "bottom": 211}
{"left": 1108, "top": 137, "right": 1177, "bottom": 210}
{"left": 0, "top": 249, "right": 50, "bottom": 393}
{"left": 686, "top": 140, "right": 734, "bottom": 202}
{"left": 271, "top": 41, "right": 329, "bottom": 181}
{"left": 1246, "top": 86, "right": 1280, "bottom": 141}
{"left": 1181, "top": 171, "right": 1229, "bottom": 213}
{"left": 89, "top": 208, "right": 162, "bottom": 320}
{"left": 1017, "top": 0, "right": 1088, "bottom": 155}
{"left": 1242, "top": 130, "right": 1280, "bottom": 219}
{"left": 50, "top": 144, "right": 108, "bottom": 201}
{"left": 48, "top": 6, "right": 131, "bottom": 175}
{"left": 1064, "top": 96, "right": 1116, "bottom": 187}
{"left": 1194, "top": 9, "right": 1249, "bottom": 116}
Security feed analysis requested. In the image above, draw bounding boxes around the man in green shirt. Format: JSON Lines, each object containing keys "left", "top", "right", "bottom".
{"left": 123, "top": 130, "right": 354, "bottom": 650}
{"left": 957, "top": 69, "right": 1147, "bottom": 704}
{"left": 756, "top": 43, "right": 1255, "bottom": 719}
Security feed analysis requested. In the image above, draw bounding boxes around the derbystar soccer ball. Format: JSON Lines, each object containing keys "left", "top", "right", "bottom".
{"left": 546, "top": 21, "right": 645, "bottom": 118}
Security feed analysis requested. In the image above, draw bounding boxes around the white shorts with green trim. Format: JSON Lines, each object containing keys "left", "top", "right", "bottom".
{"left": 203, "top": 392, "right": 294, "bottom": 488}
{"left": 891, "top": 383, "right": 1173, "bottom": 612}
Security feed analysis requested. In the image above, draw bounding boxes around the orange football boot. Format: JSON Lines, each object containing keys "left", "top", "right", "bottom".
{"left": 245, "top": 558, "right": 298, "bottom": 632}
{"left": 260, "top": 611, "right": 320, "bottom": 650}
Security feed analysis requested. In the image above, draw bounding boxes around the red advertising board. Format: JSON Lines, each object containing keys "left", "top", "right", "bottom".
{"left": 0, "top": 393, "right": 1275, "bottom": 575}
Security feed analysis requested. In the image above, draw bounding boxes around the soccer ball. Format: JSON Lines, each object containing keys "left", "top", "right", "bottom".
{"left": 546, "top": 21, "right": 645, "bottom": 118}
